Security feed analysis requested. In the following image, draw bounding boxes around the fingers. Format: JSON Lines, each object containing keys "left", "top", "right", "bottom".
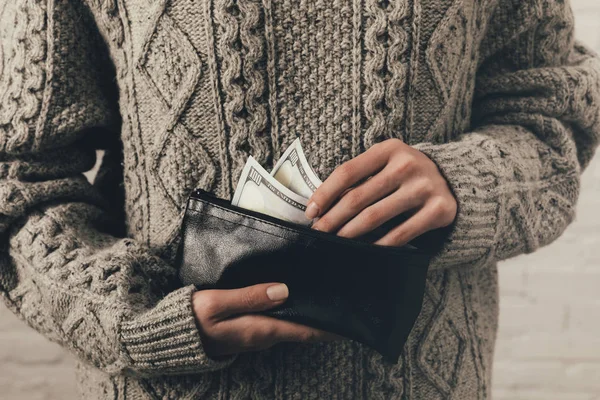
{"left": 215, "top": 314, "right": 343, "bottom": 354}
{"left": 312, "top": 169, "right": 401, "bottom": 232}
{"left": 374, "top": 197, "right": 454, "bottom": 247}
{"left": 271, "top": 320, "right": 342, "bottom": 343}
{"left": 336, "top": 184, "right": 423, "bottom": 238}
{"left": 199, "top": 283, "right": 289, "bottom": 321}
{"left": 306, "top": 142, "right": 392, "bottom": 219}
{"left": 194, "top": 283, "right": 344, "bottom": 357}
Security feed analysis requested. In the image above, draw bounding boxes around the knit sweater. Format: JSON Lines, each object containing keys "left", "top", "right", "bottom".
{"left": 1, "top": 0, "right": 599, "bottom": 398}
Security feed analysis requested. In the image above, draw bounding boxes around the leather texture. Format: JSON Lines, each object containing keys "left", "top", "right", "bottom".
{"left": 177, "top": 189, "right": 431, "bottom": 363}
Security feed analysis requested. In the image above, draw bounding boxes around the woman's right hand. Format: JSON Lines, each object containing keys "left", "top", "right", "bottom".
{"left": 192, "top": 283, "right": 341, "bottom": 357}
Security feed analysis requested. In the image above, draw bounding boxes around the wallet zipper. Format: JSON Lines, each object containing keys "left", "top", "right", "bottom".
{"left": 189, "top": 189, "right": 430, "bottom": 258}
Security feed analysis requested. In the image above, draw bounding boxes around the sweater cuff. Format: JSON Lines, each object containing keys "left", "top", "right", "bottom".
{"left": 120, "top": 285, "right": 237, "bottom": 375}
{"left": 413, "top": 138, "right": 501, "bottom": 270}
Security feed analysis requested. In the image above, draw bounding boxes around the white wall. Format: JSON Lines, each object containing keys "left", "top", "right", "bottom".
{"left": 0, "top": 1, "right": 598, "bottom": 398}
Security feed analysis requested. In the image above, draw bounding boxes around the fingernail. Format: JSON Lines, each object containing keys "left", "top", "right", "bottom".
{"left": 266, "top": 284, "right": 289, "bottom": 301}
{"left": 305, "top": 201, "right": 320, "bottom": 219}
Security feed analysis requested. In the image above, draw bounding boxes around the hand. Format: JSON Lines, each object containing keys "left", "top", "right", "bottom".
{"left": 192, "top": 283, "right": 341, "bottom": 357}
{"left": 306, "top": 138, "right": 457, "bottom": 246}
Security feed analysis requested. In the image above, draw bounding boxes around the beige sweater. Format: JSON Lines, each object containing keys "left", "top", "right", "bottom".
{"left": 1, "top": 0, "right": 599, "bottom": 398}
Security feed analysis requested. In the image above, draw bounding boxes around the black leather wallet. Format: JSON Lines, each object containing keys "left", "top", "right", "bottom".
{"left": 176, "top": 189, "right": 430, "bottom": 363}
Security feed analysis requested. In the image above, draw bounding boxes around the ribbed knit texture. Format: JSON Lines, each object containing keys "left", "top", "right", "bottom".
{"left": 1, "top": 0, "right": 599, "bottom": 398}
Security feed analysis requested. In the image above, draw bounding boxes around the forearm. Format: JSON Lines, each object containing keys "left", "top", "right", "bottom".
{"left": 410, "top": 0, "right": 600, "bottom": 271}
{"left": 415, "top": 122, "right": 583, "bottom": 270}
{"left": 3, "top": 197, "right": 237, "bottom": 376}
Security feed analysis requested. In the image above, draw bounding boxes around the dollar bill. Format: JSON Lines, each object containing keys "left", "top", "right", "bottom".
{"left": 232, "top": 156, "right": 312, "bottom": 225}
{"left": 271, "top": 138, "right": 323, "bottom": 198}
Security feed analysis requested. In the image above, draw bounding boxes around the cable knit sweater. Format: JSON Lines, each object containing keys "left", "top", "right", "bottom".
{"left": 1, "top": 0, "right": 599, "bottom": 398}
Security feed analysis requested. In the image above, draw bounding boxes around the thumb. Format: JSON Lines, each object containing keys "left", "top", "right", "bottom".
{"left": 217, "top": 283, "right": 289, "bottom": 318}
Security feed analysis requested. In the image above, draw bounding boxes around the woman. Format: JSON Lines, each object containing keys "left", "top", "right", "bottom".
{"left": 0, "top": 0, "right": 598, "bottom": 398}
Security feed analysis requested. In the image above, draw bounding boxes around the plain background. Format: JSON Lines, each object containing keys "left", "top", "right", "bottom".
{"left": 0, "top": 0, "right": 599, "bottom": 398}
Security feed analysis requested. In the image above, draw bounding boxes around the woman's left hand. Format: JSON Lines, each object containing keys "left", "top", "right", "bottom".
{"left": 306, "top": 138, "right": 457, "bottom": 246}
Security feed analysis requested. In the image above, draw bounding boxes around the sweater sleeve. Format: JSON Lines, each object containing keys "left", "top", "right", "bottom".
{"left": 413, "top": 1, "right": 600, "bottom": 270}
{"left": 0, "top": 0, "right": 236, "bottom": 376}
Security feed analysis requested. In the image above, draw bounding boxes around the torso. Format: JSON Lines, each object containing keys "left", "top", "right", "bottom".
{"left": 83, "top": 1, "right": 499, "bottom": 398}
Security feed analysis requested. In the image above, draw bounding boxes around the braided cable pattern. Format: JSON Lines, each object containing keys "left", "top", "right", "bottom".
{"left": 0, "top": 0, "right": 47, "bottom": 153}
{"left": 362, "top": 0, "right": 412, "bottom": 149}
{"left": 214, "top": 0, "right": 271, "bottom": 183}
